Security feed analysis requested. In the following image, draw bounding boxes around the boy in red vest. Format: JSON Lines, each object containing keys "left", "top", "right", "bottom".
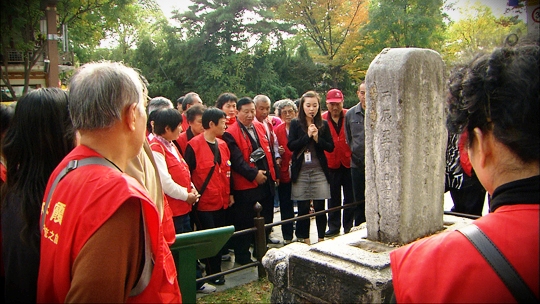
{"left": 184, "top": 107, "right": 232, "bottom": 286}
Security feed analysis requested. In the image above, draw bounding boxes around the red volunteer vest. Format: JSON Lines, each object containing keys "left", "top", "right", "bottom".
{"left": 226, "top": 120, "right": 276, "bottom": 191}
{"left": 261, "top": 117, "right": 276, "bottom": 149}
{"left": 274, "top": 123, "right": 292, "bottom": 183}
{"left": 37, "top": 145, "right": 181, "bottom": 303}
{"left": 181, "top": 113, "right": 189, "bottom": 134}
{"left": 188, "top": 134, "right": 231, "bottom": 211}
{"left": 149, "top": 137, "right": 192, "bottom": 216}
{"left": 390, "top": 204, "right": 539, "bottom": 303}
{"left": 322, "top": 110, "right": 351, "bottom": 169}
{"left": 176, "top": 131, "right": 189, "bottom": 155}
{"left": 161, "top": 196, "right": 177, "bottom": 245}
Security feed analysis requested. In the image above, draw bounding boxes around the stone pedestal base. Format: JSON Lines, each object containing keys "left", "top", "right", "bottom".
{"left": 263, "top": 215, "right": 473, "bottom": 303}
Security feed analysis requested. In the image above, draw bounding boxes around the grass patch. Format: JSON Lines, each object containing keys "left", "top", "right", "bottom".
{"left": 197, "top": 278, "right": 272, "bottom": 304}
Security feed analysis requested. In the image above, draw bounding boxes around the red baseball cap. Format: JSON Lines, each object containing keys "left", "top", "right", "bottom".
{"left": 326, "top": 89, "right": 344, "bottom": 103}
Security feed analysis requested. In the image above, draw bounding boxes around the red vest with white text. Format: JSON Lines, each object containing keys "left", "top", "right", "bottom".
{"left": 149, "top": 137, "right": 192, "bottom": 216}
{"left": 322, "top": 110, "right": 351, "bottom": 169}
{"left": 188, "top": 134, "right": 231, "bottom": 211}
{"left": 225, "top": 120, "right": 276, "bottom": 191}
{"left": 37, "top": 145, "right": 181, "bottom": 303}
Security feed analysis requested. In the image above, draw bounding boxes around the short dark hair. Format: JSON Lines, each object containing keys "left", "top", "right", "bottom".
{"left": 202, "top": 107, "right": 226, "bottom": 129}
{"left": 185, "top": 104, "right": 205, "bottom": 123}
{"left": 236, "top": 97, "right": 254, "bottom": 110}
{"left": 215, "top": 92, "right": 237, "bottom": 109}
{"left": 175, "top": 96, "right": 184, "bottom": 109}
{"left": 446, "top": 34, "right": 539, "bottom": 163}
{"left": 152, "top": 108, "right": 182, "bottom": 135}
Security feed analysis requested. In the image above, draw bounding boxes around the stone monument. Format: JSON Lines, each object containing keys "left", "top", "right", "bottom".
{"left": 263, "top": 48, "right": 468, "bottom": 303}
{"left": 365, "top": 48, "right": 447, "bottom": 244}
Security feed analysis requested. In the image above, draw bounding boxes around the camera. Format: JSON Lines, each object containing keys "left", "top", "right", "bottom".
{"left": 249, "top": 147, "right": 266, "bottom": 163}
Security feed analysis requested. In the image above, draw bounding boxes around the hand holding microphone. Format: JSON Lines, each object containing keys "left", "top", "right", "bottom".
{"left": 308, "top": 124, "right": 318, "bottom": 137}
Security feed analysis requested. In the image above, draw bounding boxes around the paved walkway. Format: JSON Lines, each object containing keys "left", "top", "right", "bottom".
{"left": 197, "top": 192, "right": 489, "bottom": 298}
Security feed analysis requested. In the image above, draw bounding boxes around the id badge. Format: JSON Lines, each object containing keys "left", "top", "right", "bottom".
{"left": 304, "top": 150, "right": 312, "bottom": 163}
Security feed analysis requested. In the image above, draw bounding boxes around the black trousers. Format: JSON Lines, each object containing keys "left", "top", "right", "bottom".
{"left": 327, "top": 165, "right": 355, "bottom": 232}
{"left": 295, "top": 199, "right": 326, "bottom": 239}
{"left": 229, "top": 193, "right": 273, "bottom": 263}
{"left": 191, "top": 208, "right": 228, "bottom": 276}
{"left": 278, "top": 181, "right": 294, "bottom": 241}
{"left": 350, "top": 166, "right": 366, "bottom": 225}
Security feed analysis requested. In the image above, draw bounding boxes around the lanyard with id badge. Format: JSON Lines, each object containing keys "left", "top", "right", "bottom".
{"left": 304, "top": 149, "right": 312, "bottom": 164}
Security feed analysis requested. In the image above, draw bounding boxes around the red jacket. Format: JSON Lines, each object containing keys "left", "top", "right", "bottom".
{"left": 274, "top": 123, "right": 292, "bottom": 183}
{"left": 37, "top": 145, "right": 181, "bottom": 303}
{"left": 188, "top": 134, "right": 231, "bottom": 211}
{"left": 226, "top": 120, "right": 276, "bottom": 191}
{"left": 390, "top": 204, "right": 539, "bottom": 303}
{"left": 149, "top": 137, "right": 192, "bottom": 217}
{"left": 322, "top": 110, "right": 351, "bottom": 169}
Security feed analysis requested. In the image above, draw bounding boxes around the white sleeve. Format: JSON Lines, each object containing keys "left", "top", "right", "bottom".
{"left": 152, "top": 151, "right": 189, "bottom": 201}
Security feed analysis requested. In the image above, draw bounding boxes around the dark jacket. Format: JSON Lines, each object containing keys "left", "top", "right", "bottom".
{"left": 287, "top": 118, "right": 334, "bottom": 183}
{"left": 345, "top": 103, "right": 366, "bottom": 170}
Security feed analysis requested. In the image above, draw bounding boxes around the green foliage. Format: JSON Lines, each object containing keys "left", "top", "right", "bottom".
{"left": 362, "top": 0, "right": 446, "bottom": 53}
{"left": 0, "top": 0, "right": 46, "bottom": 98}
{"left": 5, "top": 0, "right": 528, "bottom": 107}
{"left": 275, "top": 0, "right": 369, "bottom": 88}
{"left": 56, "top": 0, "right": 166, "bottom": 66}
{"left": 0, "top": 0, "right": 43, "bottom": 52}
{"left": 441, "top": 3, "right": 526, "bottom": 66}
{"left": 174, "top": 0, "right": 292, "bottom": 55}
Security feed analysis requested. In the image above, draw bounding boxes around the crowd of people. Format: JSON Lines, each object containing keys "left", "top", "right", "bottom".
{"left": 0, "top": 34, "right": 537, "bottom": 302}
{"left": 0, "top": 61, "right": 368, "bottom": 302}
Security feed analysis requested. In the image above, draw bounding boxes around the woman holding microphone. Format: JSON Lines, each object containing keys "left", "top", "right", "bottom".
{"left": 288, "top": 91, "right": 334, "bottom": 244}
